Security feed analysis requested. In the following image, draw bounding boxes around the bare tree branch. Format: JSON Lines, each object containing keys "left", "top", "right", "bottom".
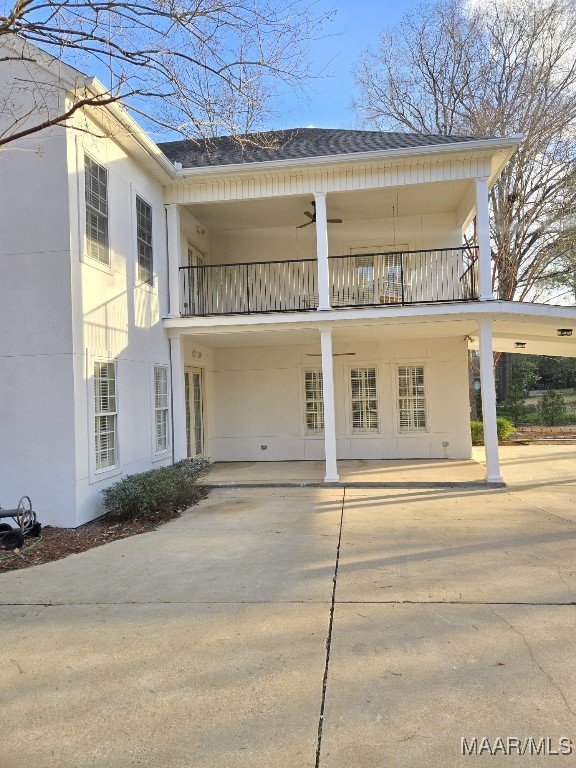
{"left": 352, "top": 0, "right": 576, "bottom": 304}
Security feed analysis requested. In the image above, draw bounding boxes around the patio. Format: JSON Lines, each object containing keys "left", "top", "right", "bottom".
{"left": 206, "top": 456, "right": 488, "bottom": 487}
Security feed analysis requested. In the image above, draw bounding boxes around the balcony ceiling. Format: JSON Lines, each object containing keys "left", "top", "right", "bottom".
{"left": 186, "top": 180, "right": 471, "bottom": 231}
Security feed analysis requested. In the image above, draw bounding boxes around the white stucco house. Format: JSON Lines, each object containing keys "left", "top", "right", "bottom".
{"left": 2, "top": 41, "right": 576, "bottom": 528}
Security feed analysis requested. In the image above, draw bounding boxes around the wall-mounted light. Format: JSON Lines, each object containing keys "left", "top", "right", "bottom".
{"left": 514, "top": 342, "right": 527, "bottom": 349}
{"left": 557, "top": 329, "right": 573, "bottom": 337}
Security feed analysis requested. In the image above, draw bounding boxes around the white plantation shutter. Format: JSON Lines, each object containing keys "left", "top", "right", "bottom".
{"left": 304, "top": 370, "right": 324, "bottom": 434}
{"left": 154, "top": 365, "right": 169, "bottom": 453}
{"left": 94, "top": 360, "right": 117, "bottom": 469}
{"left": 350, "top": 368, "right": 379, "bottom": 432}
{"left": 398, "top": 365, "right": 427, "bottom": 432}
{"left": 85, "top": 155, "right": 109, "bottom": 265}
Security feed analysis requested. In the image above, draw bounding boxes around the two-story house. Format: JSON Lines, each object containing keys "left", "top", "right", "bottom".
{"left": 2, "top": 41, "right": 575, "bottom": 528}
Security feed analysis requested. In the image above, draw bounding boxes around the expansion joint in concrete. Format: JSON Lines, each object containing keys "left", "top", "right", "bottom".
{"left": 315, "top": 489, "right": 346, "bottom": 768}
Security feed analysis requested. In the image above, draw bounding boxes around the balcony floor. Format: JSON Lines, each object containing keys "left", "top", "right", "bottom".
{"left": 206, "top": 456, "right": 488, "bottom": 488}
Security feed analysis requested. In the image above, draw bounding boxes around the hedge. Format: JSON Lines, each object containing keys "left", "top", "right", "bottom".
{"left": 470, "top": 418, "right": 515, "bottom": 445}
{"left": 102, "top": 457, "right": 211, "bottom": 521}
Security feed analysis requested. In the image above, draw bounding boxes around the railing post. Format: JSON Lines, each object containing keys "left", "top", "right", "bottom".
{"left": 245, "top": 263, "right": 251, "bottom": 314}
{"left": 166, "top": 204, "right": 182, "bottom": 317}
{"left": 475, "top": 178, "right": 493, "bottom": 301}
{"left": 315, "top": 192, "right": 332, "bottom": 310}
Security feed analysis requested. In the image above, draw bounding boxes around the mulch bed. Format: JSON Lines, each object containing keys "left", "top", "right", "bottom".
{"left": 0, "top": 490, "right": 208, "bottom": 574}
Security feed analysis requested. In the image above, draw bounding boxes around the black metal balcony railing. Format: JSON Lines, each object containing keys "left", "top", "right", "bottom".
{"left": 180, "top": 247, "right": 478, "bottom": 317}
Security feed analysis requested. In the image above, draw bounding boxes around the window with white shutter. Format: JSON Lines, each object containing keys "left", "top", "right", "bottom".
{"left": 350, "top": 367, "right": 379, "bottom": 432}
{"left": 94, "top": 360, "right": 117, "bottom": 469}
{"left": 136, "top": 196, "right": 153, "bottom": 284}
{"left": 398, "top": 365, "right": 427, "bottom": 432}
{"left": 304, "top": 370, "right": 324, "bottom": 434}
{"left": 154, "top": 365, "right": 169, "bottom": 453}
{"left": 85, "top": 155, "right": 109, "bottom": 265}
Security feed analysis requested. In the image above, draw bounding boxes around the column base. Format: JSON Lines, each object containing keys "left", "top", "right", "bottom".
{"left": 324, "top": 475, "right": 340, "bottom": 484}
{"left": 316, "top": 305, "right": 332, "bottom": 311}
{"left": 486, "top": 474, "right": 504, "bottom": 484}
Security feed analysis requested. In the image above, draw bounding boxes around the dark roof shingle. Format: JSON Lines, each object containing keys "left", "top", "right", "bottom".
{"left": 158, "top": 128, "right": 486, "bottom": 169}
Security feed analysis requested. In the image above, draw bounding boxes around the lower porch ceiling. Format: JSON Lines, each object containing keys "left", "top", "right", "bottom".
{"left": 178, "top": 309, "right": 576, "bottom": 358}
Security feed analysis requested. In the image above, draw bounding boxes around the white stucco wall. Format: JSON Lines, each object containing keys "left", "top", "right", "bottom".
{"left": 65, "top": 117, "right": 177, "bottom": 525}
{"left": 0, "top": 90, "right": 78, "bottom": 526}
{"left": 207, "top": 212, "right": 461, "bottom": 265}
{"left": 207, "top": 336, "right": 472, "bottom": 462}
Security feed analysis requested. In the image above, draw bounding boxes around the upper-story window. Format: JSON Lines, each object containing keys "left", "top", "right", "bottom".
{"left": 84, "top": 155, "right": 109, "bottom": 265}
{"left": 136, "top": 196, "right": 153, "bottom": 284}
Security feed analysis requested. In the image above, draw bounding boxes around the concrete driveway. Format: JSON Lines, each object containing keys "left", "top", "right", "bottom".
{"left": 2, "top": 445, "right": 576, "bottom": 767}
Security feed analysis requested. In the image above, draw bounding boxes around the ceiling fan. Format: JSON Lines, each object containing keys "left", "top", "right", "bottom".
{"left": 297, "top": 200, "right": 343, "bottom": 228}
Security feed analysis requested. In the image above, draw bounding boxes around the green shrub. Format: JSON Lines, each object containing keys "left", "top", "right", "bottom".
{"left": 470, "top": 421, "right": 484, "bottom": 445}
{"left": 102, "top": 457, "right": 211, "bottom": 521}
{"left": 539, "top": 390, "right": 566, "bottom": 425}
{"left": 497, "top": 417, "right": 515, "bottom": 440}
{"left": 470, "top": 418, "right": 515, "bottom": 445}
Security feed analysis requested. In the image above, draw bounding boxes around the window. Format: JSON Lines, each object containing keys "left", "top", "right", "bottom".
{"left": 398, "top": 365, "right": 427, "bottom": 432}
{"left": 154, "top": 365, "right": 169, "bottom": 453}
{"left": 85, "top": 155, "right": 109, "bottom": 265}
{"left": 94, "top": 360, "right": 117, "bottom": 469}
{"left": 136, "top": 196, "right": 153, "bottom": 284}
{"left": 304, "top": 370, "right": 324, "bottom": 434}
{"left": 350, "top": 368, "right": 378, "bottom": 432}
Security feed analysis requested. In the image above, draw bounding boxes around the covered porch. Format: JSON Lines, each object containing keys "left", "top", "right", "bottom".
{"left": 166, "top": 302, "right": 576, "bottom": 488}
{"left": 205, "top": 457, "right": 487, "bottom": 487}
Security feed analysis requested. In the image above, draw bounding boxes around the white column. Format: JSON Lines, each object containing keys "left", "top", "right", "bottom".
{"left": 166, "top": 203, "right": 182, "bottom": 317}
{"left": 478, "top": 319, "right": 503, "bottom": 483}
{"left": 475, "top": 177, "right": 493, "bottom": 301}
{"left": 320, "top": 327, "right": 339, "bottom": 482}
{"left": 314, "top": 192, "right": 331, "bottom": 310}
{"left": 170, "top": 335, "right": 188, "bottom": 461}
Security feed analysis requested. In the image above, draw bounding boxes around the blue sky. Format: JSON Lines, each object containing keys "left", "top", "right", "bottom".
{"left": 273, "top": 0, "right": 422, "bottom": 129}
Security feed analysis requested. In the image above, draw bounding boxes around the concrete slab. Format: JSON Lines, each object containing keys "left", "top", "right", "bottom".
{"left": 2, "top": 450, "right": 576, "bottom": 767}
{"left": 338, "top": 487, "right": 576, "bottom": 603}
{"left": 0, "top": 602, "right": 327, "bottom": 768}
{"left": 477, "top": 445, "right": 576, "bottom": 525}
{"left": 207, "top": 459, "right": 486, "bottom": 487}
{"left": 0, "top": 488, "right": 343, "bottom": 605}
{"left": 321, "top": 603, "right": 576, "bottom": 768}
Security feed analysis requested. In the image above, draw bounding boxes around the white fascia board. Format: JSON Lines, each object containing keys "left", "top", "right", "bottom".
{"left": 77, "top": 78, "right": 176, "bottom": 181}
{"left": 174, "top": 136, "right": 523, "bottom": 179}
{"left": 1, "top": 34, "right": 86, "bottom": 89}
{"left": 163, "top": 300, "right": 576, "bottom": 336}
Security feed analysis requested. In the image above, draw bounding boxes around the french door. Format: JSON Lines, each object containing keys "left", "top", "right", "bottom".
{"left": 187, "top": 244, "right": 206, "bottom": 315}
{"left": 184, "top": 366, "right": 204, "bottom": 458}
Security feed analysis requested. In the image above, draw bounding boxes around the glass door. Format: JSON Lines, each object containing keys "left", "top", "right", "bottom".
{"left": 185, "top": 366, "right": 204, "bottom": 458}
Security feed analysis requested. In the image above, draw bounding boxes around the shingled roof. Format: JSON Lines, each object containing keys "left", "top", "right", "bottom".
{"left": 158, "top": 128, "right": 487, "bottom": 169}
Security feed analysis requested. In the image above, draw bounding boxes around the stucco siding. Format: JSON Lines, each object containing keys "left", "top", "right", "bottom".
{"left": 207, "top": 337, "right": 472, "bottom": 463}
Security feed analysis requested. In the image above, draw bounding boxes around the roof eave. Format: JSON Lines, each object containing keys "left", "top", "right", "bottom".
{"left": 173, "top": 135, "right": 523, "bottom": 178}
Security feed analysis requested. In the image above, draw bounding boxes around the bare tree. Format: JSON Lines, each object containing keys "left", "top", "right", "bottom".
{"left": 0, "top": 0, "right": 332, "bottom": 147}
{"left": 353, "top": 0, "right": 576, "bottom": 304}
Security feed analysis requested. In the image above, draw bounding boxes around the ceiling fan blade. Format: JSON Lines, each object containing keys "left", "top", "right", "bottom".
{"left": 328, "top": 218, "right": 343, "bottom": 223}
{"left": 297, "top": 221, "right": 313, "bottom": 228}
{"left": 303, "top": 211, "right": 314, "bottom": 219}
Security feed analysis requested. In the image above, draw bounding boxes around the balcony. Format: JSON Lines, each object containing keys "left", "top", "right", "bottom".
{"left": 179, "top": 247, "right": 479, "bottom": 317}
